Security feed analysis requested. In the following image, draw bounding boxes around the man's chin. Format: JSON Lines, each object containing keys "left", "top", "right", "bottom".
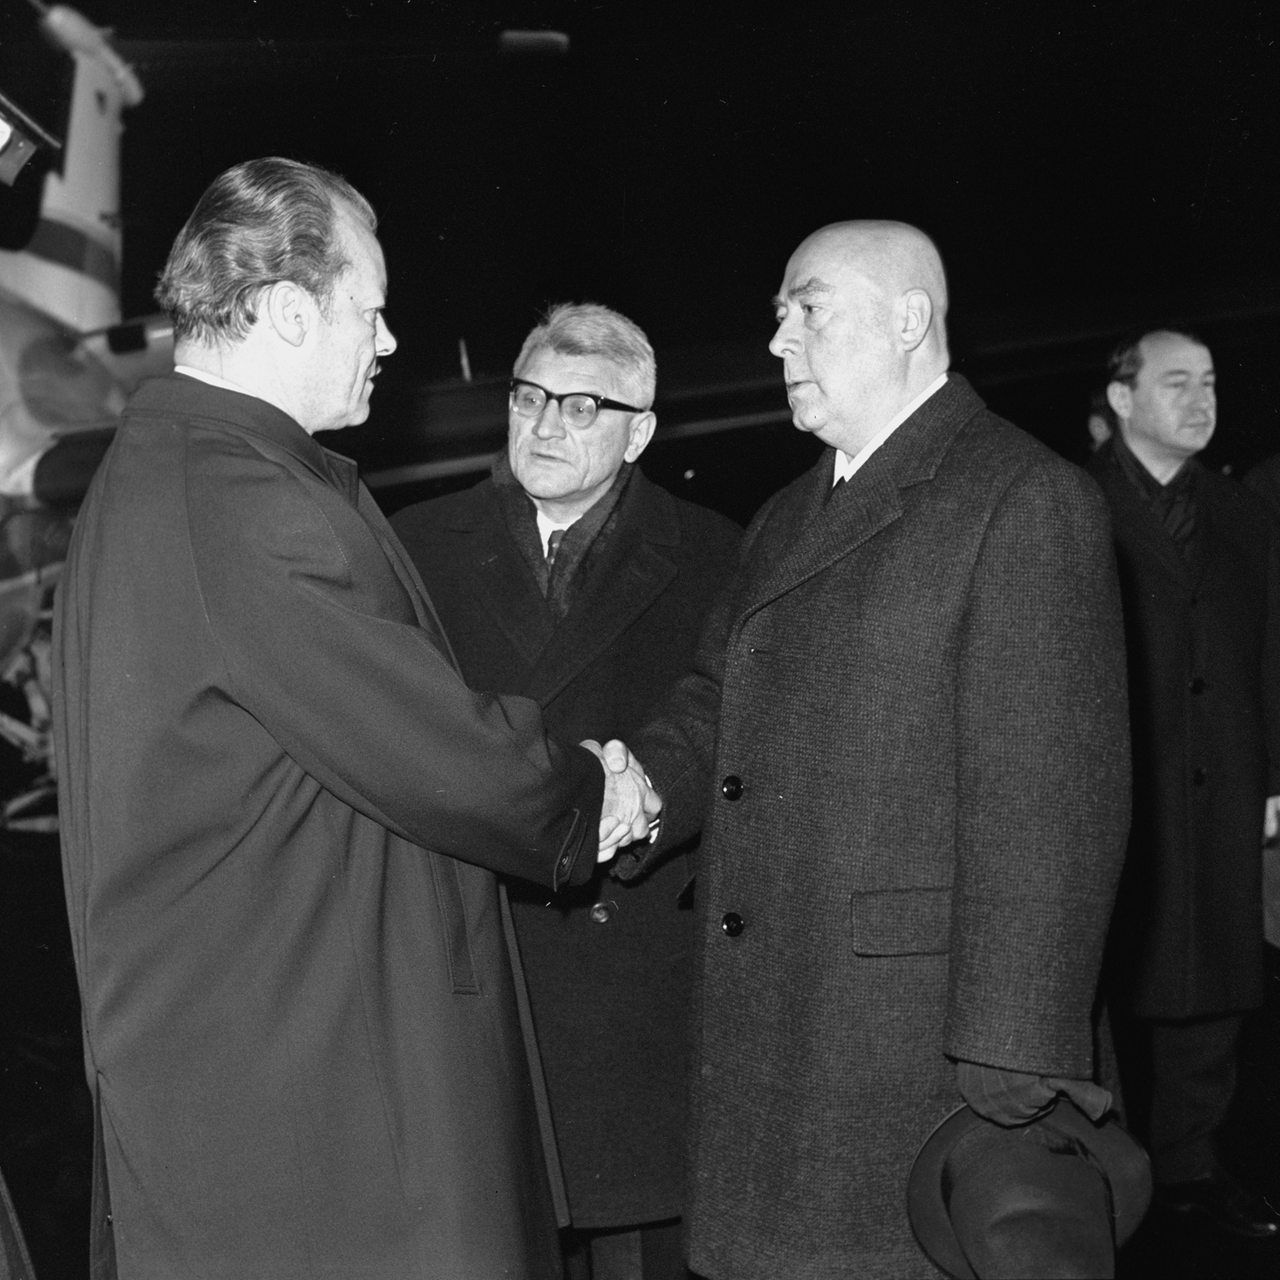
{"left": 322, "top": 404, "right": 372, "bottom": 433}
{"left": 790, "top": 406, "right": 827, "bottom": 435}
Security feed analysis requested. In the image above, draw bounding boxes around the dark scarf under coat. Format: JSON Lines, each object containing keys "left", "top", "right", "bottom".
{"left": 491, "top": 453, "right": 635, "bottom": 619}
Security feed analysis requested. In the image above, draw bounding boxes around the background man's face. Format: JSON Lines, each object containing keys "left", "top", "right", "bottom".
{"left": 508, "top": 349, "right": 650, "bottom": 520}
{"left": 1114, "top": 331, "right": 1216, "bottom": 472}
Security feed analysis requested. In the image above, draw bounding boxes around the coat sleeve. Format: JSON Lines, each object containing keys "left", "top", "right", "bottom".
{"left": 185, "top": 442, "right": 603, "bottom": 889}
{"left": 615, "top": 497, "right": 773, "bottom": 879}
{"left": 944, "top": 462, "right": 1131, "bottom": 1075}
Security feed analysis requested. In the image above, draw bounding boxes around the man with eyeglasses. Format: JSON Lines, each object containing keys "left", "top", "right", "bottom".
{"left": 392, "top": 302, "right": 741, "bottom": 1280}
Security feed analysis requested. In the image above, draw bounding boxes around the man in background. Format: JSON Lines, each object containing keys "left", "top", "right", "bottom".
{"left": 1094, "top": 328, "right": 1280, "bottom": 1238}
{"left": 392, "top": 302, "right": 741, "bottom": 1280}
{"left": 619, "top": 220, "right": 1132, "bottom": 1278}
{"left": 53, "top": 158, "right": 654, "bottom": 1280}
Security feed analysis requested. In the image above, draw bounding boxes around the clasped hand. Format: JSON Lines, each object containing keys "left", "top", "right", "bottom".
{"left": 580, "top": 739, "right": 662, "bottom": 861}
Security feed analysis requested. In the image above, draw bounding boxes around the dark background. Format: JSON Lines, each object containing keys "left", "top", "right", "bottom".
{"left": 7, "top": 0, "right": 1280, "bottom": 518}
{"left": 3, "top": 5, "right": 1280, "bottom": 1278}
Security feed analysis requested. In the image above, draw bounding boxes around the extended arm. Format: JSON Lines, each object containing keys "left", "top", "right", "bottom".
{"left": 189, "top": 455, "right": 604, "bottom": 888}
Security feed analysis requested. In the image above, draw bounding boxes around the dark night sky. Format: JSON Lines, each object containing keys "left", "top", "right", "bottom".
{"left": 4, "top": 0, "right": 1280, "bottom": 489}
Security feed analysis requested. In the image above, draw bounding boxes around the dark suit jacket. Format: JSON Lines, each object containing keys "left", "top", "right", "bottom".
{"left": 1244, "top": 452, "right": 1280, "bottom": 528}
{"left": 53, "top": 375, "right": 603, "bottom": 1280}
{"left": 1093, "top": 443, "right": 1280, "bottom": 1018}
{"left": 391, "top": 468, "right": 741, "bottom": 1228}
{"left": 629, "top": 375, "right": 1132, "bottom": 1280}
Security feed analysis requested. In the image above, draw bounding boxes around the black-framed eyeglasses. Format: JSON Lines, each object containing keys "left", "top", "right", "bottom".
{"left": 508, "top": 378, "right": 644, "bottom": 430}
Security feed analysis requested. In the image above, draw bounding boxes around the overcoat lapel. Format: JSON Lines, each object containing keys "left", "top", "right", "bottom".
{"left": 524, "top": 479, "right": 680, "bottom": 707}
{"left": 737, "top": 375, "right": 982, "bottom": 621}
{"left": 443, "top": 496, "right": 557, "bottom": 669}
{"left": 1096, "top": 458, "right": 1197, "bottom": 592}
{"left": 737, "top": 460, "right": 901, "bottom": 621}
{"left": 433, "top": 474, "right": 682, "bottom": 708}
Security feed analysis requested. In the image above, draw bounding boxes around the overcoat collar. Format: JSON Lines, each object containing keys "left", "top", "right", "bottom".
{"left": 737, "top": 373, "right": 984, "bottom": 619}
{"left": 130, "top": 372, "right": 361, "bottom": 501}
{"left": 1091, "top": 441, "right": 1208, "bottom": 591}
{"left": 438, "top": 469, "right": 682, "bottom": 706}
{"left": 128, "top": 373, "right": 460, "bottom": 663}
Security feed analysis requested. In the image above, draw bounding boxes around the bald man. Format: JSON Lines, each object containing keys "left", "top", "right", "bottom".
{"left": 620, "top": 222, "right": 1132, "bottom": 1278}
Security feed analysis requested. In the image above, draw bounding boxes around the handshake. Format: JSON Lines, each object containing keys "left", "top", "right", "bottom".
{"left": 581, "top": 739, "right": 663, "bottom": 860}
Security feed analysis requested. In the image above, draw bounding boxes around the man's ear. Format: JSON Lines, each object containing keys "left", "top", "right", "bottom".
{"left": 262, "top": 280, "right": 312, "bottom": 348}
{"left": 624, "top": 411, "right": 657, "bottom": 463}
{"left": 1106, "top": 381, "right": 1131, "bottom": 422}
{"left": 898, "top": 289, "right": 934, "bottom": 352}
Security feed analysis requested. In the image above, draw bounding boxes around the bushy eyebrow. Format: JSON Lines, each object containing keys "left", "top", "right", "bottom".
{"left": 771, "top": 277, "right": 835, "bottom": 311}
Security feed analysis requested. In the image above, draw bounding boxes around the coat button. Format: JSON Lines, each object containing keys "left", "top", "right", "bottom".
{"left": 721, "top": 775, "right": 744, "bottom": 801}
{"left": 721, "top": 912, "right": 744, "bottom": 937}
{"left": 589, "top": 900, "right": 615, "bottom": 925}
{"left": 1189, "top": 676, "right": 1207, "bottom": 695}
{"left": 1192, "top": 767, "right": 1208, "bottom": 786}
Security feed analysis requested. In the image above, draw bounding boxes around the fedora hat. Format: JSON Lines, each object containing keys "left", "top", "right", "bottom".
{"left": 907, "top": 1099, "right": 1152, "bottom": 1279}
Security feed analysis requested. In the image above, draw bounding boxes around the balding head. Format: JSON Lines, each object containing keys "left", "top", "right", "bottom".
{"left": 803, "top": 221, "right": 949, "bottom": 328}
{"left": 770, "top": 220, "right": 950, "bottom": 454}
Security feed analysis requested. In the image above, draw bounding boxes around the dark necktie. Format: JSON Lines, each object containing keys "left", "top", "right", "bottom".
{"left": 546, "top": 528, "right": 565, "bottom": 566}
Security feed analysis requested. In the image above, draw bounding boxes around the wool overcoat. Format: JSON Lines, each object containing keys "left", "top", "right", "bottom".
{"left": 52, "top": 375, "right": 605, "bottom": 1280}
{"left": 1091, "top": 444, "right": 1280, "bottom": 1018}
{"left": 390, "top": 469, "right": 741, "bottom": 1228}
{"left": 626, "top": 375, "right": 1132, "bottom": 1280}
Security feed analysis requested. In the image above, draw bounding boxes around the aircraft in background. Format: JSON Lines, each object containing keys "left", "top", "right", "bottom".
{"left": 0, "top": 1, "right": 172, "bottom": 827}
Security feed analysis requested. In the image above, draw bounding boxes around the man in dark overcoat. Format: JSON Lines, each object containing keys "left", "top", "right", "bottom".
{"left": 1092, "top": 328, "right": 1280, "bottom": 1237}
{"left": 391, "top": 302, "right": 741, "bottom": 1280}
{"left": 51, "top": 159, "right": 656, "bottom": 1280}
{"left": 618, "top": 220, "right": 1132, "bottom": 1279}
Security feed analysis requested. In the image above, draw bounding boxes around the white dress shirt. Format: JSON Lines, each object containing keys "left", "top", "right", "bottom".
{"left": 832, "top": 371, "right": 949, "bottom": 486}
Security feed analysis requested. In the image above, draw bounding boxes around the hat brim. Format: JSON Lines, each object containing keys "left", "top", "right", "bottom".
{"left": 906, "top": 1099, "right": 1152, "bottom": 1279}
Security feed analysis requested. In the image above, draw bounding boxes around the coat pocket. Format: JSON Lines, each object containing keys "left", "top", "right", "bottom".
{"left": 429, "top": 857, "right": 480, "bottom": 993}
{"left": 849, "top": 886, "right": 952, "bottom": 957}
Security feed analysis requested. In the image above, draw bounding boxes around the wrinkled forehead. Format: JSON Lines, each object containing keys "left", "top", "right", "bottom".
{"left": 776, "top": 237, "right": 881, "bottom": 309}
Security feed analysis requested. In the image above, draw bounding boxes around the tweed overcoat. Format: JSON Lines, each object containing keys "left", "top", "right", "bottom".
{"left": 52, "top": 375, "right": 605, "bottom": 1280}
{"left": 390, "top": 469, "right": 741, "bottom": 1227}
{"left": 1091, "top": 444, "right": 1280, "bottom": 1018}
{"left": 626, "top": 375, "right": 1132, "bottom": 1280}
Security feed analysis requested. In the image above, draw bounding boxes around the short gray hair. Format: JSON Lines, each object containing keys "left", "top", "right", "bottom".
{"left": 514, "top": 302, "right": 656, "bottom": 408}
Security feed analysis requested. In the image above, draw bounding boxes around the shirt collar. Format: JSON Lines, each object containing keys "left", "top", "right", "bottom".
{"left": 833, "top": 371, "right": 949, "bottom": 485}
{"left": 174, "top": 363, "right": 256, "bottom": 397}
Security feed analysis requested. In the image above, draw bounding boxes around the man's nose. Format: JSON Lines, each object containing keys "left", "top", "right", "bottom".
{"left": 1187, "top": 382, "right": 1215, "bottom": 412}
{"left": 376, "top": 314, "right": 398, "bottom": 358}
{"left": 769, "top": 315, "right": 797, "bottom": 359}
{"left": 532, "top": 400, "right": 567, "bottom": 438}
